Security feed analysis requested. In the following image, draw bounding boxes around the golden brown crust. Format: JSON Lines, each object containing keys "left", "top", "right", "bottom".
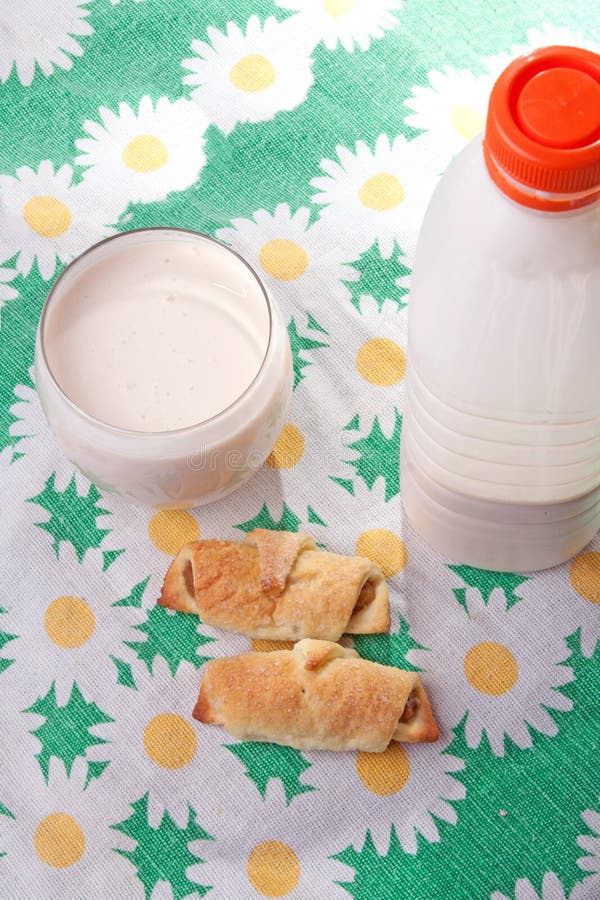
{"left": 193, "top": 639, "right": 439, "bottom": 752}
{"left": 242, "top": 529, "right": 317, "bottom": 596}
{"left": 192, "top": 681, "right": 217, "bottom": 724}
{"left": 158, "top": 530, "right": 390, "bottom": 641}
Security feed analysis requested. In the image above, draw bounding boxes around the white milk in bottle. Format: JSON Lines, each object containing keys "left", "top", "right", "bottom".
{"left": 401, "top": 46, "right": 600, "bottom": 571}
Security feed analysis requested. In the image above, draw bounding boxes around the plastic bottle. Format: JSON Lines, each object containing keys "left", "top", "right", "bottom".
{"left": 401, "top": 46, "right": 600, "bottom": 571}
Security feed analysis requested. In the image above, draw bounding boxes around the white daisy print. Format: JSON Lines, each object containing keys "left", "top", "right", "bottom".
{"left": 75, "top": 95, "right": 210, "bottom": 204}
{"left": 324, "top": 295, "right": 407, "bottom": 438}
{"left": 9, "top": 365, "right": 92, "bottom": 497}
{"left": 0, "top": 266, "right": 18, "bottom": 328}
{"left": 260, "top": 405, "right": 346, "bottom": 528}
{"left": 0, "top": 160, "right": 122, "bottom": 280}
{"left": 578, "top": 800, "right": 600, "bottom": 879}
{"left": 311, "top": 134, "right": 438, "bottom": 260}
{"left": 404, "top": 66, "right": 494, "bottom": 172}
{"left": 486, "top": 24, "right": 600, "bottom": 78}
{"left": 0, "top": 757, "right": 138, "bottom": 898}
{"left": 96, "top": 486, "right": 264, "bottom": 604}
{"left": 324, "top": 455, "right": 410, "bottom": 617}
{"left": 492, "top": 871, "right": 600, "bottom": 900}
{"left": 0, "top": 446, "right": 51, "bottom": 540}
{"left": 200, "top": 788, "right": 351, "bottom": 899}
{"left": 94, "top": 494, "right": 251, "bottom": 651}
{"left": 491, "top": 872, "right": 571, "bottom": 900}
{"left": 305, "top": 738, "right": 464, "bottom": 855}
{"left": 330, "top": 478, "right": 436, "bottom": 592}
{"left": 0, "top": 543, "right": 146, "bottom": 706}
{"left": 571, "top": 878, "right": 600, "bottom": 899}
{"left": 0, "top": 669, "right": 43, "bottom": 801}
{"left": 182, "top": 15, "right": 315, "bottom": 134}
{"left": 517, "top": 540, "right": 600, "bottom": 660}
{"left": 216, "top": 203, "right": 359, "bottom": 315}
{"left": 328, "top": 403, "right": 403, "bottom": 506}
{"left": 312, "top": 297, "right": 406, "bottom": 506}
{"left": 342, "top": 482, "right": 409, "bottom": 590}
{"left": 95, "top": 497, "right": 203, "bottom": 605}
{"left": 407, "top": 586, "right": 574, "bottom": 756}
{"left": 276, "top": 0, "right": 402, "bottom": 53}
{"left": 323, "top": 296, "right": 406, "bottom": 502}
{"left": 87, "top": 658, "right": 217, "bottom": 829}
{"left": 0, "top": 0, "right": 93, "bottom": 87}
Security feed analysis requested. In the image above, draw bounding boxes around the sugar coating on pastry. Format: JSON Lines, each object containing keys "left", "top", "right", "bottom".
{"left": 158, "top": 529, "right": 390, "bottom": 640}
{"left": 193, "top": 639, "right": 439, "bottom": 752}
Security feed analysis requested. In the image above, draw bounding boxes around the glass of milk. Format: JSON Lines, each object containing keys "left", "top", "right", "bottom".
{"left": 35, "top": 228, "right": 292, "bottom": 507}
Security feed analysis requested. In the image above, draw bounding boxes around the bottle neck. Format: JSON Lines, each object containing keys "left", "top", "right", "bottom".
{"left": 483, "top": 142, "right": 600, "bottom": 212}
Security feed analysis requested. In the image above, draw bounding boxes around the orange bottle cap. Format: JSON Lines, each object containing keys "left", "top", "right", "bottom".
{"left": 484, "top": 46, "right": 600, "bottom": 210}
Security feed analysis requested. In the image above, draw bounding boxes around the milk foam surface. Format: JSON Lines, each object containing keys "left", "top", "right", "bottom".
{"left": 44, "top": 239, "right": 269, "bottom": 432}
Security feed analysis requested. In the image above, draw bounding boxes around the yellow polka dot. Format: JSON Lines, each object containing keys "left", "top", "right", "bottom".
{"left": 121, "top": 134, "right": 168, "bottom": 173}
{"left": 148, "top": 510, "right": 200, "bottom": 556}
{"left": 251, "top": 639, "right": 295, "bottom": 652}
{"left": 258, "top": 239, "right": 309, "bottom": 281}
{"left": 23, "top": 196, "right": 72, "bottom": 238}
{"left": 356, "top": 529, "right": 408, "bottom": 577}
{"left": 450, "top": 106, "right": 486, "bottom": 141}
{"left": 34, "top": 813, "right": 85, "bottom": 868}
{"left": 464, "top": 641, "right": 519, "bottom": 696}
{"left": 230, "top": 54, "right": 276, "bottom": 92}
{"left": 359, "top": 173, "right": 404, "bottom": 210}
{"left": 266, "top": 423, "right": 304, "bottom": 469}
{"left": 247, "top": 841, "right": 301, "bottom": 897}
{"left": 143, "top": 713, "right": 197, "bottom": 769}
{"left": 356, "top": 743, "right": 410, "bottom": 796}
{"left": 323, "top": 0, "right": 354, "bottom": 15}
{"left": 44, "top": 596, "right": 95, "bottom": 649}
{"left": 356, "top": 338, "right": 406, "bottom": 386}
{"left": 569, "top": 551, "right": 600, "bottom": 604}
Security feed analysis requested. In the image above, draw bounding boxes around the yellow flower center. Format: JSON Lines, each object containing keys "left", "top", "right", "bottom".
{"left": 230, "top": 54, "right": 276, "bottom": 92}
{"left": 356, "top": 337, "right": 406, "bottom": 386}
{"left": 23, "top": 196, "right": 72, "bottom": 238}
{"left": 359, "top": 173, "right": 404, "bottom": 210}
{"left": 323, "top": 0, "right": 355, "bottom": 16}
{"left": 44, "top": 596, "right": 95, "bottom": 648}
{"left": 356, "top": 529, "right": 408, "bottom": 577}
{"left": 464, "top": 641, "right": 519, "bottom": 695}
{"left": 147, "top": 510, "right": 200, "bottom": 556}
{"left": 450, "top": 106, "right": 486, "bottom": 141}
{"left": 259, "top": 239, "right": 309, "bottom": 281}
{"left": 569, "top": 551, "right": 600, "bottom": 604}
{"left": 266, "top": 423, "right": 305, "bottom": 469}
{"left": 121, "top": 134, "right": 169, "bottom": 173}
{"left": 34, "top": 813, "right": 85, "bottom": 868}
{"left": 143, "top": 713, "right": 197, "bottom": 768}
{"left": 247, "top": 841, "right": 301, "bottom": 896}
{"left": 356, "top": 742, "right": 411, "bottom": 796}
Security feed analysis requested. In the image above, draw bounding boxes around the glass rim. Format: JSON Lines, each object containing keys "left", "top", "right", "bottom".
{"left": 37, "top": 226, "right": 275, "bottom": 439}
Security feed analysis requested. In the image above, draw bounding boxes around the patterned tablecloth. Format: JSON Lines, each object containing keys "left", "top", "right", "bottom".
{"left": 1, "top": 1, "right": 599, "bottom": 898}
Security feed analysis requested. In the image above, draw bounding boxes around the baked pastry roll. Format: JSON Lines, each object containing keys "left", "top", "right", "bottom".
{"left": 158, "top": 529, "right": 390, "bottom": 640}
{"left": 193, "top": 639, "right": 439, "bottom": 752}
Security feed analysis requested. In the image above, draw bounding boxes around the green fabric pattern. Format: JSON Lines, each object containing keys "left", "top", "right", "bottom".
{"left": 0, "top": 1, "right": 599, "bottom": 898}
